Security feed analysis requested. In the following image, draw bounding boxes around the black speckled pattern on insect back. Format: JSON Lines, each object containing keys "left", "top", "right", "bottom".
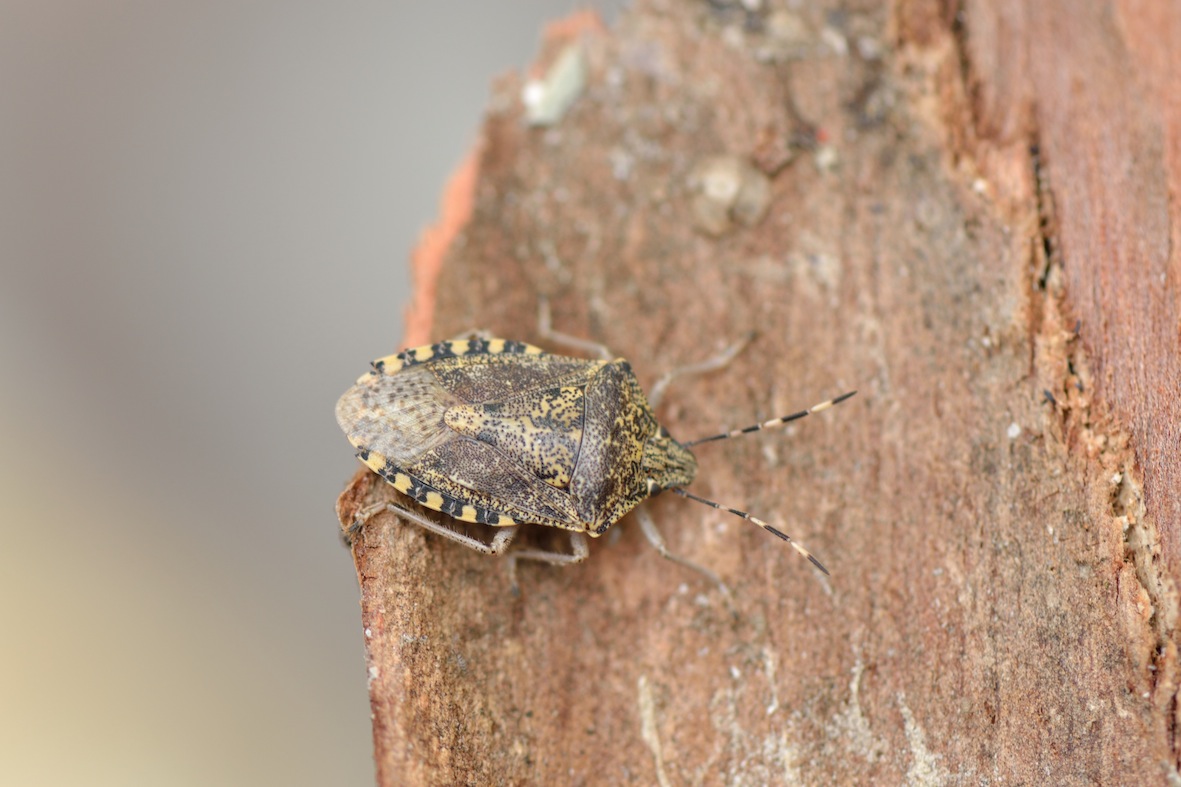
{"left": 336, "top": 337, "right": 695, "bottom": 534}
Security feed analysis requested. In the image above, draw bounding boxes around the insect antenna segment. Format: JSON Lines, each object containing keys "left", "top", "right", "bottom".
{"left": 670, "top": 488, "right": 830, "bottom": 575}
{"left": 675, "top": 390, "right": 857, "bottom": 575}
{"left": 685, "top": 390, "right": 857, "bottom": 447}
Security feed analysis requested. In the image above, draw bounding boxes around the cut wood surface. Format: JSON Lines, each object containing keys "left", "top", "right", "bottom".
{"left": 336, "top": 1, "right": 1181, "bottom": 783}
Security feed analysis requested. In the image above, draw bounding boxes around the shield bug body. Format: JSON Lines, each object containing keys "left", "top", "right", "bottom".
{"left": 336, "top": 315, "right": 853, "bottom": 592}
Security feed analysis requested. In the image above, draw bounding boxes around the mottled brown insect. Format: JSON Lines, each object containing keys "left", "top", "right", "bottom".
{"left": 336, "top": 312, "right": 853, "bottom": 592}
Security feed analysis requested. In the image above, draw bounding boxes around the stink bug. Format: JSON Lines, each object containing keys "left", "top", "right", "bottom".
{"left": 336, "top": 303, "right": 854, "bottom": 593}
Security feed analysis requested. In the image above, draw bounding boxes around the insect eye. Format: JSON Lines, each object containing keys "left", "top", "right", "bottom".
{"left": 646, "top": 479, "right": 663, "bottom": 496}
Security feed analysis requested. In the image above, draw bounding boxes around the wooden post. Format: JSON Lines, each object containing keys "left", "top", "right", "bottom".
{"left": 337, "top": 2, "right": 1181, "bottom": 781}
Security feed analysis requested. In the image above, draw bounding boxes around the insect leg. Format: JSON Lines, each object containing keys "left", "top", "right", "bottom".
{"left": 635, "top": 506, "right": 734, "bottom": 605}
{"left": 537, "top": 296, "right": 614, "bottom": 361}
{"left": 357, "top": 501, "right": 521, "bottom": 555}
{"left": 505, "top": 531, "right": 590, "bottom": 594}
{"left": 647, "top": 332, "right": 753, "bottom": 409}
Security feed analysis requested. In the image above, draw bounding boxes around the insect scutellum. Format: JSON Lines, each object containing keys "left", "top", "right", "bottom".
{"left": 641, "top": 390, "right": 856, "bottom": 576}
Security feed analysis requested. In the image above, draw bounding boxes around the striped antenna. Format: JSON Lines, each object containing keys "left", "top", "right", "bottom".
{"left": 671, "top": 488, "right": 829, "bottom": 575}
{"left": 685, "top": 390, "right": 856, "bottom": 447}
{"left": 675, "top": 390, "right": 856, "bottom": 574}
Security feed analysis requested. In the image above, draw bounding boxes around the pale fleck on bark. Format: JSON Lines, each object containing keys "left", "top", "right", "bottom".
{"left": 338, "top": 1, "right": 1181, "bottom": 783}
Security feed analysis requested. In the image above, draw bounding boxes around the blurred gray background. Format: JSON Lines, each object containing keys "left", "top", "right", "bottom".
{"left": 0, "top": 2, "right": 619, "bottom": 784}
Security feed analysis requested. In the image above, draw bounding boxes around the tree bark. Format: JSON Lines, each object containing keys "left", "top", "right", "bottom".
{"left": 337, "top": 1, "right": 1181, "bottom": 783}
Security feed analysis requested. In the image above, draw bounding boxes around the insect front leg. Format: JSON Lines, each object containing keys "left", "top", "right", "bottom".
{"left": 504, "top": 531, "right": 590, "bottom": 595}
{"left": 647, "top": 332, "right": 753, "bottom": 409}
{"left": 635, "top": 506, "right": 734, "bottom": 608}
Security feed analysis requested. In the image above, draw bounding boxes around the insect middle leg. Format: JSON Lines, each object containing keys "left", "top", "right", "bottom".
{"left": 537, "top": 296, "right": 614, "bottom": 361}
{"left": 356, "top": 501, "right": 520, "bottom": 555}
{"left": 355, "top": 501, "right": 589, "bottom": 593}
{"left": 504, "top": 530, "right": 590, "bottom": 594}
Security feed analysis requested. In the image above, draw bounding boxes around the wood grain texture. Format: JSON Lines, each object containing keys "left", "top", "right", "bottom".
{"left": 337, "top": 1, "right": 1181, "bottom": 782}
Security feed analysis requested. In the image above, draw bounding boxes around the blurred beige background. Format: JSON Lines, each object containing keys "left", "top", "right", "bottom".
{"left": 0, "top": 2, "right": 618, "bottom": 784}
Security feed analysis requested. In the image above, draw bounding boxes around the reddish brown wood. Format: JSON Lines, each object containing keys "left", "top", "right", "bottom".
{"left": 339, "top": 1, "right": 1181, "bottom": 782}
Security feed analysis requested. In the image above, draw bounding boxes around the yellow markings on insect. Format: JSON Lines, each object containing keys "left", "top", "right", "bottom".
{"left": 359, "top": 449, "right": 388, "bottom": 475}
{"left": 372, "top": 352, "right": 404, "bottom": 374}
{"left": 460, "top": 505, "right": 479, "bottom": 522}
{"left": 496, "top": 515, "right": 516, "bottom": 526}
{"left": 392, "top": 473, "right": 413, "bottom": 494}
{"left": 487, "top": 339, "right": 506, "bottom": 354}
{"left": 424, "top": 491, "right": 445, "bottom": 510}
{"left": 448, "top": 339, "right": 471, "bottom": 356}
